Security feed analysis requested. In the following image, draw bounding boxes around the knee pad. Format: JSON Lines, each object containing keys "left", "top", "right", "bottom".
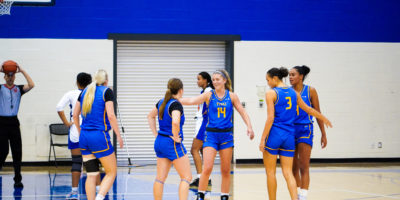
{"left": 71, "top": 155, "right": 82, "bottom": 172}
{"left": 83, "top": 159, "right": 99, "bottom": 176}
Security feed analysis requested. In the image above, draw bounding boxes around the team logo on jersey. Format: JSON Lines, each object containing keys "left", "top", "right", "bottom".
{"left": 13, "top": 88, "right": 18, "bottom": 93}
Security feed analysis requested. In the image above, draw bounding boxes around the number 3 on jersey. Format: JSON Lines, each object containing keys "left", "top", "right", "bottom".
{"left": 285, "top": 97, "right": 292, "bottom": 110}
{"left": 218, "top": 107, "right": 226, "bottom": 118}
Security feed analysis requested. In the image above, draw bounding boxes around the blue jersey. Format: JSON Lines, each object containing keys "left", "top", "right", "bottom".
{"left": 80, "top": 86, "right": 111, "bottom": 131}
{"left": 294, "top": 85, "right": 313, "bottom": 124}
{"left": 272, "top": 87, "right": 297, "bottom": 132}
{"left": 157, "top": 99, "right": 185, "bottom": 140}
{"left": 207, "top": 90, "right": 233, "bottom": 130}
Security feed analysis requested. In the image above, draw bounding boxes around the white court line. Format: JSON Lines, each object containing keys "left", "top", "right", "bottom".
{"left": 332, "top": 189, "right": 400, "bottom": 199}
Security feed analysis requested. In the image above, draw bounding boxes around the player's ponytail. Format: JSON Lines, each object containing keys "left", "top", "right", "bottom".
{"left": 82, "top": 70, "right": 108, "bottom": 117}
{"left": 293, "top": 65, "right": 311, "bottom": 82}
{"left": 267, "top": 67, "right": 289, "bottom": 80}
{"left": 159, "top": 78, "right": 183, "bottom": 120}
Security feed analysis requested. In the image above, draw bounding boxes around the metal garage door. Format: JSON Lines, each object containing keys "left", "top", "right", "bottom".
{"left": 116, "top": 40, "right": 226, "bottom": 165}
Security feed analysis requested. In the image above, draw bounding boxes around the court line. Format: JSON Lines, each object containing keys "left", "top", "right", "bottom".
{"left": 332, "top": 189, "right": 400, "bottom": 199}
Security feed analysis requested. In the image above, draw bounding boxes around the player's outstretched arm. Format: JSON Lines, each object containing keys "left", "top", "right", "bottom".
{"left": 297, "top": 92, "right": 332, "bottom": 128}
{"left": 179, "top": 91, "right": 210, "bottom": 106}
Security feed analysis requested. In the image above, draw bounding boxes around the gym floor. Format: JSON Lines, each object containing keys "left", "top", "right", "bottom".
{"left": 0, "top": 163, "right": 399, "bottom": 200}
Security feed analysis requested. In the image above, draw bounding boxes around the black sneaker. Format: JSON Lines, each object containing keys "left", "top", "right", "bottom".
{"left": 14, "top": 181, "right": 23, "bottom": 188}
{"left": 196, "top": 192, "right": 205, "bottom": 200}
{"left": 221, "top": 195, "right": 229, "bottom": 200}
{"left": 190, "top": 178, "right": 200, "bottom": 187}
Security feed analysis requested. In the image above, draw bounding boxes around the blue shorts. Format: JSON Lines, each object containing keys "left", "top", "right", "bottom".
{"left": 195, "top": 119, "right": 207, "bottom": 141}
{"left": 154, "top": 134, "right": 187, "bottom": 161}
{"left": 79, "top": 129, "right": 114, "bottom": 159}
{"left": 294, "top": 124, "right": 314, "bottom": 147}
{"left": 264, "top": 126, "right": 295, "bottom": 157}
{"left": 204, "top": 131, "right": 233, "bottom": 151}
{"left": 68, "top": 133, "right": 80, "bottom": 150}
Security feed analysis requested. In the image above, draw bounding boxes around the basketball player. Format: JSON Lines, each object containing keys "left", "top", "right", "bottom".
{"left": 180, "top": 69, "right": 255, "bottom": 200}
{"left": 56, "top": 72, "right": 101, "bottom": 199}
{"left": 259, "top": 67, "right": 331, "bottom": 200}
{"left": 147, "top": 78, "right": 192, "bottom": 200}
{"left": 289, "top": 65, "right": 327, "bottom": 200}
{"left": 72, "top": 69, "right": 123, "bottom": 200}
{"left": 190, "top": 72, "right": 213, "bottom": 188}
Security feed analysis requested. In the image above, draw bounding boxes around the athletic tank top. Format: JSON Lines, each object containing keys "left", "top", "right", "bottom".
{"left": 293, "top": 85, "right": 314, "bottom": 124}
{"left": 157, "top": 98, "right": 185, "bottom": 140}
{"left": 272, "top": 87, "right": 297, "bottom": 131}
{"left": 80, "top": 86, "right": 111, "bottom": 131}
{"left": 207, "top": 89, "right": 233, "bottom": 130}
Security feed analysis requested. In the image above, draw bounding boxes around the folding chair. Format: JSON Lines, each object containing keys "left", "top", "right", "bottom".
{"left": 48, "top": 123, "right": 70, "bottom": 167}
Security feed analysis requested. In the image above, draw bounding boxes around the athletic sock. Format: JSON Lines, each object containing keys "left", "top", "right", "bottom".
{"left": 95, "top": 194, "right": 105, "bottom": 200}
{"left": 71, "top": 187, "right": 78, "bottom": 193}
{"left": 96, "top": 185, "right": 100, "bottom": 192}
{"left": 300, "top": 189, "right": 308, "bottom": 197}
{"left": 197, "top": 174, "right": 201, "bottom": 179}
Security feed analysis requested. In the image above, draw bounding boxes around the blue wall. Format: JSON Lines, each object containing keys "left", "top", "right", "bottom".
{"left": 1, "top": 0, "right": 399, "bottom": 42}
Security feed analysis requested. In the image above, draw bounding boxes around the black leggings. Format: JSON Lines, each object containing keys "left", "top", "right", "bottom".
{"left": 0, "top": 125, "right": 22, "bottom": 182}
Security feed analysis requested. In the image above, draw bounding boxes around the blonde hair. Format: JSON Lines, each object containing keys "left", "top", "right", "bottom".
{"left": 82, "top": 69, "right": 108, "bottom": 116}
{"left": 213, "top": 69, "right": 232, "bottom": 91}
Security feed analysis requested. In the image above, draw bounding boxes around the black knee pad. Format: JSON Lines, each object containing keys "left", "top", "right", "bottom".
{"left": 83, "top": 159, "right": 99, "bottom": 174}
{"left": 71, "top": 155, "right": 82, "bottom": 172}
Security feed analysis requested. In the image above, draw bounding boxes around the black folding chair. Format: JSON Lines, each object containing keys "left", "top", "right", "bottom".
{"left": 48, "top": 123, "right": 70, "bottom": 167}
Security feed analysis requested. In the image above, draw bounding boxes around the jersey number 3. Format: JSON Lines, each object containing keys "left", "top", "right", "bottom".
{"left": 285, "top": 97, "right": 292, "bottom": 110}
{"left": 218, "top": 107, "right": 226, "bottom": 118}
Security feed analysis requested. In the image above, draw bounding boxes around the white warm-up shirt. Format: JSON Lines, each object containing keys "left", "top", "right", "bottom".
{"left": 56, "top": 89, "right": 82, "bottom": 143}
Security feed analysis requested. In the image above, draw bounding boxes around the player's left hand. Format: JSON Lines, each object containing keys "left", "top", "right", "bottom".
{"left": 247, "top": 128, "right": 254, "bottom": 140}
{"left": 117, "top": 135, "right": 124, "bottom": 148}
{"left": 321, "top": 135, "right": 327, "bottom": 149}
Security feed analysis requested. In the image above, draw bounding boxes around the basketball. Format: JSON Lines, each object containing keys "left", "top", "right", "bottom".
{"left": 2, "top": 60, "right": 18, "bottom": 74}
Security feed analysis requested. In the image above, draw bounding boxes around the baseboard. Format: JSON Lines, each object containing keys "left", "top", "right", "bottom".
{"left": 236, "top": 158, "right": 400, "bottom": 164}
{"left": 3, "top": 161, "right": 72, "bottom": 166}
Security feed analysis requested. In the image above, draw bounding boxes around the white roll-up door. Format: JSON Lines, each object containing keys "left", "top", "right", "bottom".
{"left": 116, "top": 40, "right": 226, "bottom": 165}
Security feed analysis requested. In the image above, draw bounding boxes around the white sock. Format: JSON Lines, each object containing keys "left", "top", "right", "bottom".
{"left": 297, "top": 187, "right": 300, "bottom": 194}
{"left": 71, "top": 187, "right": 78, "bottom": 193}
{"left": 197, "top": 174, "right": 201, "bottom": 179}
{"left": 95, "top": 194, "right": 105, "bottom": 200}
{"left": 198, "top": 190, "right": 205, "bottom": 194}
{"left": 300, "top": 189, "right": 308, "bottom": 197}
{"left": 96, "top": 185, "right": 100, "bottom": 192}
{"left": 221, "top": 193, "right": 229, "bottom": 196}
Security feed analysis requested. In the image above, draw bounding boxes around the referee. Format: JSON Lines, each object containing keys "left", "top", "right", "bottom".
{"left": 0, "top": 62, "right": 34, "bottom": 188}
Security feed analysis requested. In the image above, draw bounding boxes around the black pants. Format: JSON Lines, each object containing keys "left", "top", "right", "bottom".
{"left": 0, "top": 117, "right": 22, "bottom": 182}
